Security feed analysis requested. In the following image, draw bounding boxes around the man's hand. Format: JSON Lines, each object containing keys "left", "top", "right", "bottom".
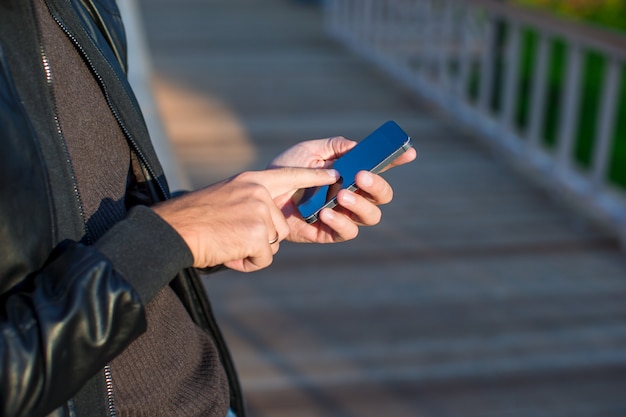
{"left": 152, "top": 134, "right": 415, "bottom": 273}
{"left": 152, "top": 167, "right": 339, "bottom": 272}
{"left": 269, "top": 135, "right": 417, "bottom": 243}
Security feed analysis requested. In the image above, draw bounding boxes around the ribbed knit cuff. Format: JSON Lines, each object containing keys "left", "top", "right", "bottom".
{"left": 94, "top": 205, "right": 194, "bottom": 303}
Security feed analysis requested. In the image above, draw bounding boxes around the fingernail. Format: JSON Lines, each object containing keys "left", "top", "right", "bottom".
{"left": 327, "top": 169, "right": 340, "bottom": 181}
{"left": 360, "top": 171, "right": 374, "bottom": 186}
{"left": 341, "top": 192, "right": 355, "bottom": 206}
{"left": 322, "top": 208, "right": 334, "bottom": 220}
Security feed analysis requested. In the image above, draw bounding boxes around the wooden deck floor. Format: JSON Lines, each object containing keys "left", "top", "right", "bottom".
{"left": 138, "top": 1, "right": 626, "bottom": 416}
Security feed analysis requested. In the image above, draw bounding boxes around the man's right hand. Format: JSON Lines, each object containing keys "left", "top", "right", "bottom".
{"left": 151, "top": 167, "right": 339, "bottom": 273}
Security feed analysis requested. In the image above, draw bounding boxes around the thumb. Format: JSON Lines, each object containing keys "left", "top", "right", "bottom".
{"left": 261, "top": 167, "right": 340, "bottom": 199}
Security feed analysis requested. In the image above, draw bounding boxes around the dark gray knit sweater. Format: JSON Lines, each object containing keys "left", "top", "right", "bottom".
{"left": 35, "top": 1, "right": 229, "bottom": 415}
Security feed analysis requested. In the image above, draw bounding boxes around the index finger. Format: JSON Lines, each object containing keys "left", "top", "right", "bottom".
{"left": 259, "top": 167, "right": 340, "bottom": 199}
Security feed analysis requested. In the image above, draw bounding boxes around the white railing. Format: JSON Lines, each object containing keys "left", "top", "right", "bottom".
{"left": 324, "top": 0, "right": 626, "bottom": 248}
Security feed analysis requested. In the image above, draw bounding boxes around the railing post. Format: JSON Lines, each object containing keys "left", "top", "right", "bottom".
{"left": 361, "top": 0, "right": 374, "bottom": 47}
{"left": 436, "top": 0, "right": 454, "bottom": 91}
{"left": 422, "top": 0, "right": 437, "bottom": 80}
{"left": 526, "top": 32, "right": 550, "bottom": 152}
{"left": 454, "top": 3, "right": 472, "bottom": 102}
{"left": 501, "top": 20, "right": 522, "bottom": 131}
{"left": 478, "top": 13, "right": 497, "bottom": 117}
{"left": 556, "top": 43, "right": 584, "bottom": 173}
{"left": 592, "top": 56, "right": 621, "bottom": 190}
{"left": 344, "top": 0, "right": 355, "bottom": 41}
{"left": 369, "top": 0, "right": 384, "bottom": 52}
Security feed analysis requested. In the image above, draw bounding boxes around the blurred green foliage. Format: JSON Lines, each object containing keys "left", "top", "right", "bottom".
{"left": 514, "top": 0, "right": 626, "bottom": 32}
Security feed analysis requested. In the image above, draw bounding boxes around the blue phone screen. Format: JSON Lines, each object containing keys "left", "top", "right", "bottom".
{"left": 297, "top": 121, "right": 411, "bottom": 222}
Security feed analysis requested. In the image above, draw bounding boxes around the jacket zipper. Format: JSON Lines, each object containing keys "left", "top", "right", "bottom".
{"left": 42, "top": 1, "right": 168, "bottom": 415}
{"left": 39, "top": 24, "right": 91, "bottom": 245}
{"left": 47, "top": 0, "right": 169, "bottom": 200}
{"left": 39, "top": 1, "right": 113, "bottom": 412}
{"left": 103, "top": 364, "right": 118, "bottom": 417}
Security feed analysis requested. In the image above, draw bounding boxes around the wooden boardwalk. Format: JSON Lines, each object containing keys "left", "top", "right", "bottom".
{"left": 138, "top": 1, "right": 626, "bottom": 416}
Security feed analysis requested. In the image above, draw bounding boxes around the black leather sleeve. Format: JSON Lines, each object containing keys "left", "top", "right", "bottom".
{"left": 0, "top": 243, "right": 146, "bottom": 417}
{"left": 0, "top": 207, "right": 193, "bottom": 417}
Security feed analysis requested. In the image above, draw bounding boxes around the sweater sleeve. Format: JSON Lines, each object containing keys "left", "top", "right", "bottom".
{"left": 93, "top": 204, "right": 195, "bottom": 304}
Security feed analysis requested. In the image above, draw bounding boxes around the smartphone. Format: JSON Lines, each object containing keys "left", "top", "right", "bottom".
{"left": 297, "top": 120, "right": 413, "bottom": 224}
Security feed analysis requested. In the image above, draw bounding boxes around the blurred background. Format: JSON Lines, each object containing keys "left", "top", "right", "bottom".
{"left": 130, "top": 0, "right": 626, "bottom": 416}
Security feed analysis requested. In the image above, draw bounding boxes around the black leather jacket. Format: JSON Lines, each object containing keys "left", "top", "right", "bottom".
{"left": 0, "top": 1, "right": 243, "bottom": 416}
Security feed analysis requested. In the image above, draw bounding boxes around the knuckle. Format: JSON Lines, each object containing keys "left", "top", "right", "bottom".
{"left": 248, "top": 221, "right": 269, "bottom": 239}
{"left": 248, "top": 183, "right": 268, "bottom": 200}
{"left": 234, "top": 171, "right": 255, "bottom": 182}
{"left": 233, "top": 172, "right": 266, "bottom": 192}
